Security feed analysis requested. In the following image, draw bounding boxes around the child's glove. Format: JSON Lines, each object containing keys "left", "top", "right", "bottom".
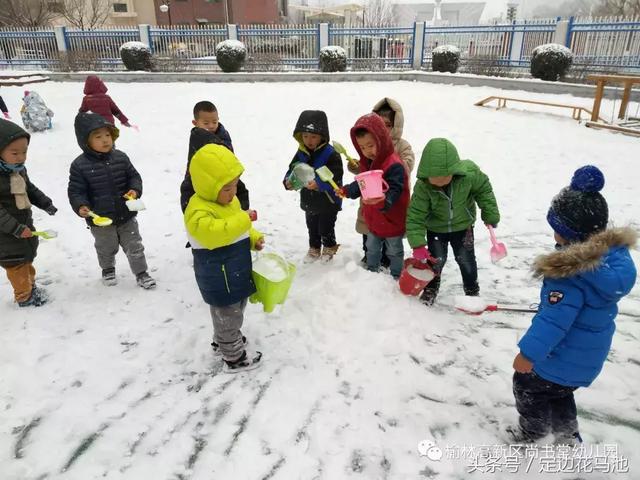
{"left": 336, "top": 186, "right": 348, "bottom": 199}
{"left": 255, "top": 237, "right": 265, "bottom": 251}
{"left": 2, "top": 112, "right": 10, "bottom": 119}
{"left": 45, "top": 205, "right": 57, "bottom": 216}
{"left": 412, "top": 246, "right": 432, "bottom": 262}
{"left": 124, "top": 189, "right": 138, "bottom": 199}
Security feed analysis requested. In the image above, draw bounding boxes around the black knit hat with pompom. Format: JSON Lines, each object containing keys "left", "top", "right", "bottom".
{"left": 547, "top": 165, "right": 608, "bottom": 242}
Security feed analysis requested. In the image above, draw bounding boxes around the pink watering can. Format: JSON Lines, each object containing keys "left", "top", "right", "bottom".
{"left": 487, "top": 225, "right": 507, "bottom": 263}
{"left": 355, "top": 170, "right": 388, "bottom": 200}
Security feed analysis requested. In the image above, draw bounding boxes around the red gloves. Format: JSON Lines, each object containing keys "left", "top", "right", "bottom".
{"left": 412, "top": 246, "right": 432, "bottom": 262}
{"left": 2, "top": 112, "right": 10, "bottom": 119}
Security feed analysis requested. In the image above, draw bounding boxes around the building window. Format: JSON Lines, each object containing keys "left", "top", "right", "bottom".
{"left": 48, "top": 1, "right": 64, "bottom": 13}
{"left": 113, "top": 3, "right": 128, "bottom": 12}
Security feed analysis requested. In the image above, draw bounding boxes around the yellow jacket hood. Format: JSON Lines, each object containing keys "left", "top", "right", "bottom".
{"left": 190, "top": 143, "right": 244, "bottom": 202}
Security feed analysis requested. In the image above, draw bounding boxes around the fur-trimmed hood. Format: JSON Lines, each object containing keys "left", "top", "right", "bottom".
{"left": 534, "top": 227, "right": 637, "bottom": 279}
{"left": 372, "top": 97, "right": 404, "bottom": 141}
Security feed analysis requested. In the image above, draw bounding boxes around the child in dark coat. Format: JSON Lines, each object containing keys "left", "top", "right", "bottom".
{"left": 1, "top": 95, "right": 10, "bottom": 119}
{"left": 68, "top": 113, "right": 154, "bottom": 289}
{"left": 340, "top": 113, "right": 409, "bottom": 279}
{"left": 511, "top": 166, "right": 637, "bottom": 445}
{"left": 0, "top": 119, "right": 57, "bottom": 306}
{"left": 180, "top": 101, "right": 251, "bottom": 214}
{"left": 79, "top": 75, "right": 131, "bottom": 127}
{"left": 284, "top": 110, "right": 343, "bottom": 263}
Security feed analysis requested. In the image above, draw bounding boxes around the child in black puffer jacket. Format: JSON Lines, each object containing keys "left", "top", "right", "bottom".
{"left": 68, "top": 112, "right": 155, "bottom": 289}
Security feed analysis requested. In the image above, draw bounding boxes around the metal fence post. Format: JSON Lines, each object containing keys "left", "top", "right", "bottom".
{"left": 139, "top": 24, "right": 152, "bottom": 52}
{"left": 553, "top": 18, "right": 571, "bottom": 46}
{"left": 412, "top": 22, "right": 425, "bottom": 69}
{"left": 54, "top": 25, "right": 68, "bottom": 52}
{"left": 319, "top": 23, "right": 329, "bottom": 49}
{"left": 228, "top": 24, "right": 238, "bottom": 41}
{"left": 565, "top": 16, "right": 575, "bottom": 47}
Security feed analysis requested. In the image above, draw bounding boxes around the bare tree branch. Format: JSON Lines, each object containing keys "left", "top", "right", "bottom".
{"left": 61, "top": 0, "right": 112, "bottom": 29}
{"left": 594, "top": 0, "right": 640, "bottom": 15}
{"left": 363, "top": 0, "right": 396, "bottom": 26}
{"left": 0, "top": 0, "right": 59, "bottom": 27}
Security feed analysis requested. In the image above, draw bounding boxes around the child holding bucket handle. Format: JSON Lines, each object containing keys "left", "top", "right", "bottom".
{"left": 185, "top": 143, "right": 264, "bottom": 373}
{"left": 340, "top": 113, "right": 410, "bottom": 279}
{"left": 406, "top": 138, "right": 500, "bottom": 306}
{"left": 283, "top": 110, "right": 343, "bottom": 263}
{"left": 347, "top": 98, "right": 415, "bottom": 267}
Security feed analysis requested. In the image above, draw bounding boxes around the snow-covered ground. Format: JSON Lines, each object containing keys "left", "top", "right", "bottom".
{"left": 1, "top": 79, "right": 639, "bottom": 480}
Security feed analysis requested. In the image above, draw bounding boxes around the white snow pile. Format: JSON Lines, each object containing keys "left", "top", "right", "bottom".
{"left": 252, "top": 255, "right": 288, "bottom": 282}
{"left": 319, "top": 45, "right": 346, "bottom": 59}
{"left": 432, "top": 45, "right": 461, "bottom": 55}
{"left": 1, "top": 79, "right": 639, "bottom": 479}
{"left": 453, "top": 295, "right": 489, "bottom": 313}
{"left": 532, "top": 43, "right": 573, "bottom": 59}
{"left": 215, "top": 39, "right": 246, "bottom": 55}
{"left": 405, "top": 265, "right": 435, "bottom": 282}
{"left": 119, "top": 41, "right": 150, "bottom": 53}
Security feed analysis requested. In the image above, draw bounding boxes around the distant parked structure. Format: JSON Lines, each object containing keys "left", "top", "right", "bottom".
{"left": 393, "top": 1, "right": 486, "bottom": 25}
{"left": 288, "top": 3, "right": 364, "bottom": 25}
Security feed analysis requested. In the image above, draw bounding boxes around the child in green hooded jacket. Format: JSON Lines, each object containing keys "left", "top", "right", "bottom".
{"left": 406, "top": 138, "right": 500, "bottom": 305}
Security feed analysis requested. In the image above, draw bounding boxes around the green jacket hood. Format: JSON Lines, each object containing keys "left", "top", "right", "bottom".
{"left": 190, "top": 144, "right": 244, "bottom": 202}
{"left": 417, "top": 138, "right": 464, "bottom": 179}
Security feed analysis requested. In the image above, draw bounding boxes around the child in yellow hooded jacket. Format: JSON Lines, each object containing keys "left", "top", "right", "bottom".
{"left": 184, "top": 143, "right": 264, "bottom": 373}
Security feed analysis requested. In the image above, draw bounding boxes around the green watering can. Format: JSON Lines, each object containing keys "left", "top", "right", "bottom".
{"left": 250, "top": 253, "right": 296, "bottom": 313}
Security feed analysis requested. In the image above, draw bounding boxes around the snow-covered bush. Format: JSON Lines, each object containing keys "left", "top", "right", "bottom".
{"left": 431, "top": 45, "right": 460, "bottom": 73}
{"left": 319, "top": 45, "right": 347, "bottom": 72}
{"left": 530, "top": 43, "right": 573, "bottom": 81}
{"left": 215, "top": 40, "right": 247, "bottom": 73}
{"left": 120, "top": 41, "right": 154, "bottom": 71}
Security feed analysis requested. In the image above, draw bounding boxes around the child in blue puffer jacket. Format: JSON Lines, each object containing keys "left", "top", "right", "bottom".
{"left": 511, "top": 165, "right": 637, "bottom": 445}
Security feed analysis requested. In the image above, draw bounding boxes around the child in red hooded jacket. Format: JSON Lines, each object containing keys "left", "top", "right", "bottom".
{"left": 341, "top": 113, "right": 410, "bottom": 279}
{"left": 79, "top": 75, "right": 132, "bottom": 127}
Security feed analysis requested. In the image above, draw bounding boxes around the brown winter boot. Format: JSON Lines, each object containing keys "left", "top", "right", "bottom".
{"left": 304, "top": 247, "right": 322, "bottom": 263}
{"left": 321, "top": 244, "right": 340, "bottom": 262}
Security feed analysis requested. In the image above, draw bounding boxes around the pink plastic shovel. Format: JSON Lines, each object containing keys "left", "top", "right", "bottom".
{"left": 487, "top": 225, "right": 507, "bottom": 263}
{"left": 457, "top": 304, "right": 538, "bottom": 315}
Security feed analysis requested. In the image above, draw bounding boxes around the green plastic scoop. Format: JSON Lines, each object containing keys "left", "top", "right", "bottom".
{"left": 32, "top": 229, "right": 58, "bottom": 239}
{"left": 315, "top": 166, "right": 340, "bottom": 191}
{"left": 88, "top": 210, "right": 113, "bottom": 227}
{"left": 332, "top": 141, "right": 358, "bottom": 166}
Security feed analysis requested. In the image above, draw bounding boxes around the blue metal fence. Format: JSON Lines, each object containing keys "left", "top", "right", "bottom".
{"left": 1, "top": 17, "right": 640, "bottom": 73}
{"left": 149, "top": 25, "right": 227, "bottom": 70}
{"left": 238, "top": 24, "right": 319, "bottom": 70}
{"left": 65, "top": 27, "right": 140, "bottom": 70}
{"left": 0, "top": 27, "right": 59, "bottom": 68}
{"left": 569, "top": 16, "right": 640, "bottom": 72}
{"left": 422, "top": 19, "right": 557, "bottom": 69}
{"left": 329, "top": 25, "right": 414, "bottom": 69}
